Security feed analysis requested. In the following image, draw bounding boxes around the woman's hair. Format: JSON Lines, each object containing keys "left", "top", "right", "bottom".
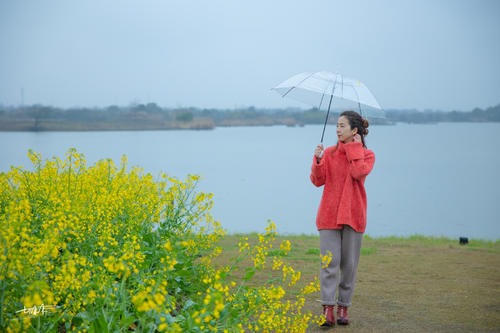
{"left": 339, "top": 110, "right": 370, "bottom": 147}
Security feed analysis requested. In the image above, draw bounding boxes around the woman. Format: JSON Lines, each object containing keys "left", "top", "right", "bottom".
{"left": 310, "top": 110, "right": 375, "bottom": 327}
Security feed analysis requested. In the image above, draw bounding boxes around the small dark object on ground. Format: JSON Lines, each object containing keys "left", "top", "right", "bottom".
{"left": 459, "top": 237, "right": 469, "bottom": 245}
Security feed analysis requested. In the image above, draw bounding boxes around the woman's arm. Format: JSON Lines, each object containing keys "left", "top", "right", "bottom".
{"left": 310, "top": 144, "right": 326, "bottom": 187}
{"left": 344, "top": 142, "right": 375, "bottom": 180}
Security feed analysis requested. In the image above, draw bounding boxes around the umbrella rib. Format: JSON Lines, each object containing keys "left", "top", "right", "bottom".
{"left": 350, "top": 86, "right": 363, "bottom": 117}
{"left": 281, "top": 72, "right": 318, "bottom": 98}
{"left": 317, "top": 82, "right": 331, "bottom": 110}
{"left": 319, "top": 75, "right": 339, "bottom": 143}
{"left": 330, "top": 74, "right": 338, "bottom": 100}
{"left": 341, "top": 75, "right": 344, "bottom": 98}
{"left": 318, "top": 93, "right": 325, "bottom": 110}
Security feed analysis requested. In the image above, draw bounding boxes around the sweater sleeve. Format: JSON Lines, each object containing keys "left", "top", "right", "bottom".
{"left": 310, "top": 155, "right": 326, "bottom": 187}
{"left": 344, "top": 142, "right": 375, "bottom": 180}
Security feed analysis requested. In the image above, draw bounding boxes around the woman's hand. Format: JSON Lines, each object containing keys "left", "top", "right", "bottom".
{"left": 353, "top": 134, "right": 362, "bottom": 143}
{"left": 314, "top": 144, "right": 324, "bottom": 159}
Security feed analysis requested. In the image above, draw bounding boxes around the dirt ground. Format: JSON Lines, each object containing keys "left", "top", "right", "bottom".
{"left": 214, "top": 234, "right": 500, "bottom": 332}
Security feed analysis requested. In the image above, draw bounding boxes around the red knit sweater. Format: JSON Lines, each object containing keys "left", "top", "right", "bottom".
{"left": 310, "top": 141, "right": 375, "bottom": 232}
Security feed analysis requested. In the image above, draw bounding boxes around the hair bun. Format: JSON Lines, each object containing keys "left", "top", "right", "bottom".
{"left": 362, "top": 118, "right": 369, "bottom": 129}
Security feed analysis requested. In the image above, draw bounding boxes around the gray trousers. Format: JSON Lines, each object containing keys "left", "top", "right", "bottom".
{"left": 319, "top": 226, "right": 363, "bottom": 307}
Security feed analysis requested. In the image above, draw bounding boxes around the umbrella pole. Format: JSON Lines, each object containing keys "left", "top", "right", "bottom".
{"left": 320, "top": 94, "right": 334, "bottom": 144}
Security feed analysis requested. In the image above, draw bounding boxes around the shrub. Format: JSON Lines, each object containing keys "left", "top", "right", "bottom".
{"left": 0, "top": 149, "right": 320, "bottom": 332}
{"left": 175, "top": 111, "right": 194, "bottom": 122}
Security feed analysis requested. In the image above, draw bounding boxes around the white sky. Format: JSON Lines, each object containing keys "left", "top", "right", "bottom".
{"left": 1, "top": 0, "right": 499, "bottom": 111}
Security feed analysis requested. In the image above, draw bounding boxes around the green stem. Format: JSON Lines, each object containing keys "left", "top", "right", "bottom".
{"left": 68, "top": 155, "right": 72, "bottom": 197}
{"left": 0, "top": 280, "right": 5, "bottom": 327}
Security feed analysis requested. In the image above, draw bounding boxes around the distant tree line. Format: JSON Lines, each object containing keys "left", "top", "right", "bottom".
{"left": 384, "top": 104, "right": 500, "bottom": 123}
{"left": 0, "top": 103, "right": 499, "bottom": 131}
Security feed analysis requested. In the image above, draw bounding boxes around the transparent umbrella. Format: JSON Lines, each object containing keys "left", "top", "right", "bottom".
{"left": 272, "top": 71, "right": 383, "bottom": 143}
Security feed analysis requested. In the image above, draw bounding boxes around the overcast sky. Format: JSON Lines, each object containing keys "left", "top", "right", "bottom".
{"left": 1, "top": 0, "right": 499, "bottom": 111}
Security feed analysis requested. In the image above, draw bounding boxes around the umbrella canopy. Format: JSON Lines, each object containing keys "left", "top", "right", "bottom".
{"left": 272, "top": 71, "right": 383, "bottom": 117}
{"left": 272, "top": 71, "right": 383, "bottom": 143}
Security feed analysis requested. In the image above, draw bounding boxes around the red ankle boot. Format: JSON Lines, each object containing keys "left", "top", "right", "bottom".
{"left": 337, "top": 305, "right": 350, "bottom": 325}
{"left": 320, "top": 305, "right": 335, "bottom": 328}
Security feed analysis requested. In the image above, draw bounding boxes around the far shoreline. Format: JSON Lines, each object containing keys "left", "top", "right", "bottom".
{"left": 1, "top": 103, "right": 499, "bottom": 131}
{"left": 3, "top": 119, "right": 500, "bottom": 132}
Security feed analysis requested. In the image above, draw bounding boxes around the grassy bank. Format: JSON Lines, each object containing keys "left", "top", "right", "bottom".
{"left": 213, "top": 234, "right": 500, "bottom": 332}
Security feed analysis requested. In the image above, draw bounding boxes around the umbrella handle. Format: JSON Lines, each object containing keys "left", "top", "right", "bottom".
{"left": 317, "top": 143, "right": 324, "bottom": 158}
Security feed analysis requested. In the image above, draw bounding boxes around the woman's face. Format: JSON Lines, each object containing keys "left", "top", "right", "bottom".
{"left": 336, "top": 116, "right": 357, "bottom": 143}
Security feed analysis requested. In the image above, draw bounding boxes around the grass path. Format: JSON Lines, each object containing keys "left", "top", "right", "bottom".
{"left": 214, "top": 234, "right": 500, "bottom": 332}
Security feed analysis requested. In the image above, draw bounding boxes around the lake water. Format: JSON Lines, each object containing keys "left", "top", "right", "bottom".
{"left": 1, "top": 123, "right": 499, "bottom": 240}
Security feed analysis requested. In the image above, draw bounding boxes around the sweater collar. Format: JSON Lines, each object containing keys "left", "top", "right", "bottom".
{"left": 336, "top": 141, "right": 346, "bottom": 153}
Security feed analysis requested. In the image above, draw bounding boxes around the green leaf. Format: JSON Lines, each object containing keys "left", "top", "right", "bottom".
{"left": 119, "top": 315, "right": 136, "bottom": 329}
{"left": 243, "top": 270, "right": 255, "bottom": 281}
{"left": 97, "top": 309, "right": 109, "bottom": 333}
{"left": 176, "top": 269, "right": 191, "bottom": 277}
{"left": 172, "top": 314, "right": 186, "bottom": 323}
{"left": 75, "top": 310, "right": 91, "bottom": 321}
{"left": 183, "top": 299, "right": 196, "bottom": 311}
